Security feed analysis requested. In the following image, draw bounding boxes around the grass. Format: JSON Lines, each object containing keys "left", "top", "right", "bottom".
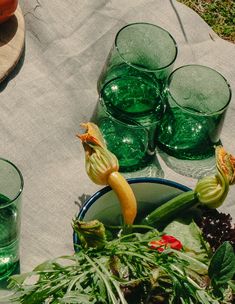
{"left": 177, "top": 0, "right": 235, "bottom": 43}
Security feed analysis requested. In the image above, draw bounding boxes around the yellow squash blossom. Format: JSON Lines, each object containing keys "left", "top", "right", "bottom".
{"left": 77, "top": 122, "right": 137, "bottom": 226}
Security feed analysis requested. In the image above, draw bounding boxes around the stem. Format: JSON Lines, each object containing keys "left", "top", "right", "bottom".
{"left": 114, "top": 250, "right": 156, "bottom": 265}
{"left": 105, "top": 224, "right": 156, "bottom": 231}
{"left": 170, "top": 264, "right": 203, "bottom": 290}
{"left": 108, "top": 171, "right": 137, "bottom": 225}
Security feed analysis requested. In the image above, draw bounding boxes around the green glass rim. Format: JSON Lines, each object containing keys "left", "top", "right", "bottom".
{"left": 99, "top": 76, "right": 162, "bottom": 125}
{"left": 99, "top": 97, "right": 149, "bottom": 131}
{"left": 115, "top": 22, "right": 178, "bottom": 72}
{"left": 167, "top": 64, "right": 232, "bottom": 116}
{"left": 0, "top": 158, "right": 24, "bottom": 208}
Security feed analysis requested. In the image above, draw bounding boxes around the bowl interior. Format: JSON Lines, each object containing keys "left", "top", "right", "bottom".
{"left": 78, "top": 178, "right": 190, "bottom": 225}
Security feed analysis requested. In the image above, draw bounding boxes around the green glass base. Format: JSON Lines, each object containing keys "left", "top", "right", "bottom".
{"left": 0, "top": 194, "right": 20, "bottom": 284}
{"left": 156, "top": 141, "right": 216, "bottom": 160}
{"left": 0, "top": 260, "right": 20, "bottom": 287}
{"left": 0, "top": 241, "right": 20, "bottom": 283}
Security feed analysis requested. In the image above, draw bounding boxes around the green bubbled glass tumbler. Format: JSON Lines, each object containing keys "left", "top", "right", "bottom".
{"left": 0, "top": 158, "right": 23, "bottom": 283}
{"left": 97, "top": 22, "right": 178, "bottom": 97}
{"left": 156, "top": 65, "right": 232, "bottom": 160}
{"left": 95, "top": 95, "right": 159, "bottom": 173}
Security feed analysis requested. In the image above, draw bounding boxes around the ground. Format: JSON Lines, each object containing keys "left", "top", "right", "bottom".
{"left": 177, "top": 0, "right": 235, "bottom": 43}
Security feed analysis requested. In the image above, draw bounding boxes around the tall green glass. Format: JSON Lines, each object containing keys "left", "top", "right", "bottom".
{"left": 0, "top": 158, "right": 23, "bottom": 282}
{"left": 97, "top": 22, "right": 178, "bottom": 95}
{"left": 157, "top": 65, "right": 232, "bottom": 160}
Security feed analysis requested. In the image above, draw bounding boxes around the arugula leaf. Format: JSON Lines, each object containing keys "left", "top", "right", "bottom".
{"left": 208, "top": 241, "right": 235, "bottom": 285}
{"left": 59, "top": 292, "right": 96, "bottom": 303}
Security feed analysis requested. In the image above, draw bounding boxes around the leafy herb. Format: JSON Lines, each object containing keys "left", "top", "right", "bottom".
{"left": 8, "top": 225, "right": 234, "bottom": 303}
{"left": 208, "top": 241, "right": 235, "bottom": 285}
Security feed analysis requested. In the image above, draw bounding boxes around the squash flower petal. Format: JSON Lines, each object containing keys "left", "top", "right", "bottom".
{"left": 78, "top": 122, "right": 106, "bottom": 148}
{"left": 216, "top": 146, "right": 235, "bottom": 185}
{"left": 77, "top": 123, "right": 119, "bottom": 185}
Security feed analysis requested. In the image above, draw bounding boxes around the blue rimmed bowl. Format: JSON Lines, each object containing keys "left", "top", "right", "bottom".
{"left": 73, "top": 177, "right": 190, "bottom": 247}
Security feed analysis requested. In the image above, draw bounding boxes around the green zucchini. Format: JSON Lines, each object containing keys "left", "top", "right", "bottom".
{"left": 142, "top": 190, "right": 198, "bottom": 227}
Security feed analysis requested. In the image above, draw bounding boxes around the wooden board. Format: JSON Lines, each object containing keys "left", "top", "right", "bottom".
{"left": 0, "top": 5, "right": 25, "bottom": 82}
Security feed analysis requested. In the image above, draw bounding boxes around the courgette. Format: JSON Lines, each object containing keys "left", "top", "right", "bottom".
{"left": 141, "top": 190, "right": 199, "bottom": 227}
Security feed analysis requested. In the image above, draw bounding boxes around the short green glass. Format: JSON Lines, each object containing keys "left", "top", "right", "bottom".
{"left": 97, "top": 22, "right": 178, "bottom": 97}
{"left": 0, "top": 158, "right": 23, "bottom": 282}
{"left": 95, "top": 96, "right": 159, "bottom": 172}
{"left": 157, "top": 65, "right": 232, "bottom": 160}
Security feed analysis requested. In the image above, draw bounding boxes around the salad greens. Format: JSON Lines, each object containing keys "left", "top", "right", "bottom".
{"left": 8, "top": 219, "right": 235, "bottom": 304}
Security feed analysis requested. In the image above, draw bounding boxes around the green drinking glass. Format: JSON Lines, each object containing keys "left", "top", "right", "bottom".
{"left": 0, "top": 158, "right": 23, "bottom": 283}
{"left": 157, "top": 65, "right": 232, "bottom": 160}
{"left": 97, "top": 22, "right": 178, "bottom": 98}
{"left": 95, "top": 96, "right": 159, "bottom": 173}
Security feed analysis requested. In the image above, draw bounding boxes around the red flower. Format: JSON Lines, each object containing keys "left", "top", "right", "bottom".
{"left": 149, "top": 234, "right": 183, "bottom": 252}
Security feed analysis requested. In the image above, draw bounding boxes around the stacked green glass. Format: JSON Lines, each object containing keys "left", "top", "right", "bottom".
{"left": 96, "top": 23, "right": 178, "bottom": 172}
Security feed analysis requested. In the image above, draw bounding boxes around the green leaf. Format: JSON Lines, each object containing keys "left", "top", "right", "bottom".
{"left": 173, "top": 250, "right": 208, "bottom": 275}
{"left": 208, "top": 241, "right": 235, "bottom": 285}
{"left": 60, "top": 291, "right": 96, "bottom": 303}
{"left": 9, "top": 272, "right": 35, "bottom": 286}
{"left": 228, "top": 280, "right": 235, "bottom": 292}
{"left": 196, "top": 290, "right": 220, "bottom": 304}
{"left": 33, "top": 260, "right": 55, "bottom": 271}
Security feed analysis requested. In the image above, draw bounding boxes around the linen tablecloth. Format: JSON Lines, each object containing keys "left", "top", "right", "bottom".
{"left": 0, "top": 0, "right": 235, "bottom": 274}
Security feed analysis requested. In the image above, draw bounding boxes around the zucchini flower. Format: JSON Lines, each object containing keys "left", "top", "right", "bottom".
{"left": 77, "top": 122, "right": 137, "bottom": 225}
{"left": 216, "top": 145, "right": 235, "bottom": 185}
{"left": 195, "top": 146, "right": 235, "bottom": 208}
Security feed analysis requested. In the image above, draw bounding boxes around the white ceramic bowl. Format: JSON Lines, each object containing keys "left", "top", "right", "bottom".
{"left": 76, "top": 177, "right": 190, "bottom": 225}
